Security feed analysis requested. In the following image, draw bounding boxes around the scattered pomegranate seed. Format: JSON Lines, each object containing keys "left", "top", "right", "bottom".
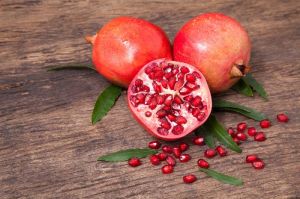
{"left": 179, "top": 154, "right": 191, "bottom": 162}
{"left": 148, "top": 141, "right": 161, "bottom": 149}
{"left": 216, "top": 146, "right": 227, "bottom": 157}
{"left": 166, "top": 155, "right": 176, "bottom": 166}
{"left": 157, "top": 152, "right": 167, "bottom": 161}
{"left": 128, "top": 158, "right": 141, "bottom": 167}
{"left": 260, "top": 119, "right": 271, "bottom": 128}
{"left": 246, "top": 154, "right": 258, "bottom": 163}
{"left": 192, "top": 136, "right": 205, "bottom": 146}
{"left": 252, "top": 159, "right": 265, "bottom": 169}
{"left": 236, "top": 132, "right": 247, "bottom": 141}
{"left": 179, "top": 142, "right": 189, "bottom": 151}
{"left": 233, "top": 137, "right": 241, "bottom": 145}
{"left": 204, "top": 149, "right": 216, "bottom": 158}
{"left": 197, "top": 159, "right": 209, "bottom": 168}
{"left": 247, "top": 127, "right": 257, "bottom": 136}
{"left": 227, "top": 127, "right": 236, "bottom": 137}
{"left": 162, "top": 145, "right": 173, "bottom": 153}
{"left": 149, "top": 155, "right": 160, "bottom": 165}
{"left": 161, "top": 165, "right": 174, "bottom": 174}
{"left": 173, "top": 147, "right": 182, "bottom": 158}
{"left": 277, "top": 113, "right": 289, "bottom": 123}
{"left": 237, "top": 122, "right": 247, "bottom": 132}
{"left": 254, "top": 132, "right": 266, "bottom": 142}
{"left": 183, "top": 174, "right": 197, "bottom": 184}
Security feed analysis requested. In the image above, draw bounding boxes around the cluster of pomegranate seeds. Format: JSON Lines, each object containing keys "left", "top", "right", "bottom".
{"left": 245, "top": 155, "right": 265, "bottom": 169}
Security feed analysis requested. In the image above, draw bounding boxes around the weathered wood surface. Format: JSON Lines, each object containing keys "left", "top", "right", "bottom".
{"left": 1, "top": 0, "right": 300, "bottom": 198}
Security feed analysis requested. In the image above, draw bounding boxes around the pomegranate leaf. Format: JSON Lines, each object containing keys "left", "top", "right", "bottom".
{"left": 199, "top": 168, "right": 243, "bottom": 186}
{"left": 97, "top": 148, "right": 158, "bottom": 162}
{"left": 47, "top": 64, "right": 96, "bottom": 71}
{"left": 213, "top": 99, "right": 267, "bottom": 121}
{"left": 232, "top": 78, "right": 253, "bottom": 97}
{"left": 196, "top": 126, "right": 216, "bottom": 148}
{"left": 243, "top": 74, "right": 268, "bottom": 100}
{"left": 92, "top": 85, "right": 122, "bottom": 124}
{"left": 204, "top": 115, "right": 242, "bottom": 153}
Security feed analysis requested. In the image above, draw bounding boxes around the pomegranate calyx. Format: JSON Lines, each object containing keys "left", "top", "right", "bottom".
{"left": 230, "top": 63, "right": 251, "bottom": 78}
{"left": 85, "top": 34, "right": 97, "bottom": 45}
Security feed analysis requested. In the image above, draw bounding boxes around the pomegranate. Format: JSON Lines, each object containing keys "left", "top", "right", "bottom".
{"left": 161, "top": 165, "right": 174, "bottom": 174}
{"left": 197, "top": 159, "right": 209, "bottom": 168}
{"left": 86, "top": 17, "right": 172, "bottom": 87}
{"left": 173, "top": 13, "right": 251, "bottom": 93}
{"left": 128, "top": 157, "right": 141, "bottom": 167}
{"left": 183, "top": 174, "right": 197, "bottom": 184}
{"left": 277, "top": 113, "right": 289, "bottom": 123}
{"left": 127, "top": 59, "right": 212, "bottom": 140}
{"left": 148, "top": 140, "right": 161, "bottom": 149}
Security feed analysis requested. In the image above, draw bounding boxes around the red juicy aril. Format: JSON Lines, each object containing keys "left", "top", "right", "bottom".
{"left": 127, "top": 59, "right": 212, "bottom": 140}
{"left": 173, "top": 13, "right": 251, "bottom": 93}
{"left": 86, "top": 17, "right": 172, "bottom": 87}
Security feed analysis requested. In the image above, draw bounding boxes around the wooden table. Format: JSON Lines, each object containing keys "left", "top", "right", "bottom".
{"left": 1, "top": 0, "right": 299, "bottom": 198}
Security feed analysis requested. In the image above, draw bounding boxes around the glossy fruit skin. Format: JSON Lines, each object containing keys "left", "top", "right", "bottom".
{"left": 246, "top": 154, "right": 258, "bottom": 163}
{"left": 161, "top": 165, "right": 174, "bottom": 174}
{"left": 183, "top": 174, "right": 197, "bottom": 183}
{"left": 252, "top": 159, "right": 265, "bottom": 169}
{"left": 277, "top": 113, "right": 289, "bottom": 122}
{"left": 149, "top": 155, "right": 161, "bottom": 165}
{"left": 87, "top": 17, "right": 172, "bottom": 87}
{"left": 204, "top": 149, "right": 216, "bottom": 158}
{"left": 174, "top": 13, "right": 251, "bottom": 93}
{"left": 148, "top": 141, "right": 161, "bottom": 149}
{"left": 197, "top": 159, "right": 209, "bottom": 168}
{"left": 127, "top": 59, "right": 212, "bottom": 141}
{"left": 128, "top": 158, "right": 141, "bottom": 167}
{"left": 260, "top": 119, "right": 271, "bottom": 128}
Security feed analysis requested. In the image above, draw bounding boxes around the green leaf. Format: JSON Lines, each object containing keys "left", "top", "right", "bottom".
{"left": 199, "top": 168, "right": 243, "bottom": 186}
{"left": 243, "top": 74, "right": 268, "bottom": 100}
{"left": 196, "top": 126, "right": 216, "bottom": 148}
{"left": 97, "top": 148, "right": 158, "bottom": 162}
{"left": 47, "top": 64, "right": 96, "bottom": 71}
{"left": 232, "top": 78, "right": 253, "bottom": 97}
{"left": 213, "top": 99, "right": 267, "bottom": 121}
{"left": 92, "top": 85, "right": 122, "bottom": 124}
{"left": 203, "top": 115, "right": 242, "bottom": 153}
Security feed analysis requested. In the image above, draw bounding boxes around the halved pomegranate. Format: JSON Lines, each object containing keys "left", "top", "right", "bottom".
{"left": 127, "top": 59, "right": 212, "bottom": 140}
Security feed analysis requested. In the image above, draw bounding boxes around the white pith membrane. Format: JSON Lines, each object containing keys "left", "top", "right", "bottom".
{"left": 128, "top": 59, "right": 212, "bottom": 139}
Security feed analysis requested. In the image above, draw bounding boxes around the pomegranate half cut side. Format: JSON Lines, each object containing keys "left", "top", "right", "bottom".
{"left": 127, "top": 58, "right": 212, "bottom": 141}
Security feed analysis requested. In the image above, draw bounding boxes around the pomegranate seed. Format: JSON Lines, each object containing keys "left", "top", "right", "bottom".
{"left": 179, "top": 87, "right": 192, "bottom": 95}
{"left": 162, "top": 145, "right": 173, "bottom": 153}
{"left": 192, "top": 71, "right": 201, "bottom": 78}
{"left": 192, "top": 108, "right": 201, "bottom": 117}
{"left": 227, "top": 127, "right": 236, "bottom": 137}
{"left": 148, "top": 141, "right": 161, "bottom": 149}
{"left": 153, "top": 81, "right": 162, "bottom": 93}
{"left": 173, "top": 95, "right": 183, "bottom": 104}
{"left": 161, "top": 165, "right": 174, "bottom": 174}
{"left": 168, "top": 77, "right": 176, "bottom": 89}
{"left": 233, "top": 137, "right": 241, "bottom": 145}
{"left": 179, "top": 154, "right": 191, "bottom": 162}
{"left": 176, "top": 116, "right": 187, "bottom": 125}
{"left": 252, "top": 159, "right": 265, "bottom": 169}
{"left": 156, "top": 95, "right": 165, "bottom": 105}
{"left": 166, "top": 155, "right": 176, "bottom": 166}
{"left": 246, "top": 154, "right": 258, "bottom": 163}
{"left": 197, "top": 159, "right": 209, "bottom": 168}
{"left": 191, "top": 96, "right": 202, "bottom": 107}
{"left": 204, "top": 149, "right": 216, "bottom": 158}
{"left": 164, "top": 95, "right": 173, "bottom": 106}
{"left": 179, "top": 142, "right": 189, "bottom": 152}
{"left": 183, "top": 95, "right": 193, "bottom": 102}
{"left": 237, "top": 122, "right": 247, "bottom": 132}
{"left": 160, "top": 119, "right": 171, "bottom": 130}
{"left": 157, "top": 153, "right": 167, "bottom": 161}
{"left": 186, "top": 74, "right": 196, "bottom": 83}
{"left": 192, "top": 136, "right": 204, "bottom": 146}
{"left": 161, "top": 79, "right": 168, "bottom": 88}
{"left": 216, "top": 146, "right": 227, "bottom": 157}
{"left": 128, "top": 158, "right": 141, "bottom": 167}
{"left": 180, "top": 66, "right": 190, "bottom": 74}
{"left": 172, "top": 125, "right": 184, "bottom": 135}
{"left": 183, "top": 174, "right": 197, "bottom": 184}
{"left": 145, "top": 66, "right": 152, "bottom": 74}
{"left": 277, "top": 113, "right": 289, "bottom": 123}
{"left": 142, "top": 85, "right": 150, "bottom": 92}
{"left": 260, "top": 119, "right": 271, "bottom": 128}
{"left": 247, "top": 127, "right": 257, "bottom": 136}
{"left": 135, "top": 79, "right": 143, "bottom": 86}
{"left": 145, "top": 111, "right": 152, "bottom": 117}
{"left": 254, "top": 132, "right": 266, "bottom": 142}
{"left": 157, "top": 127, "right": 168, "bottom": 135}
{"left": 149, "top": 155, "right": 160, "bottom": 165}
{"left": 236, "top": 132, "right": 247, "bottom": 141}
{"left": 167, "top": 114, "right": 176, "bottom": 122}
{"left": 173, "top": 147, "right": 182, "bottom": 158}
{"left": 156, "top": 109, "right": 167, "bottom": 118}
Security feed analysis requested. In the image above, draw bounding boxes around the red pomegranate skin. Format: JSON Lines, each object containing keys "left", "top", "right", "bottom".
{"left": 87, "top": 17, "right": 172, "bottom": 87}
{"left": 173, "top": 13, "right": 251, "bottom": 93}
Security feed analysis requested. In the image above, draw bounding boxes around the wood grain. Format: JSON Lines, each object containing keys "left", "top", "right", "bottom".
{"left": 1, "top": 0, "right": 300, "bottom": 198}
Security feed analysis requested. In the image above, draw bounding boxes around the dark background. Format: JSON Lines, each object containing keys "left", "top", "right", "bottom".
{"left": 0, "top": 0, "right": 299, "bottom": 198}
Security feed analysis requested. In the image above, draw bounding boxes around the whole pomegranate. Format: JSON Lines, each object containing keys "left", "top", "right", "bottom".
{"left": 127, "top": 58, "right": 212, "bottom": 141}
{"left": 173, "top": 13, "right": 251, "bottom": 93}
{"left": 86, "top": 17, "right": 172, "bottom": 87}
